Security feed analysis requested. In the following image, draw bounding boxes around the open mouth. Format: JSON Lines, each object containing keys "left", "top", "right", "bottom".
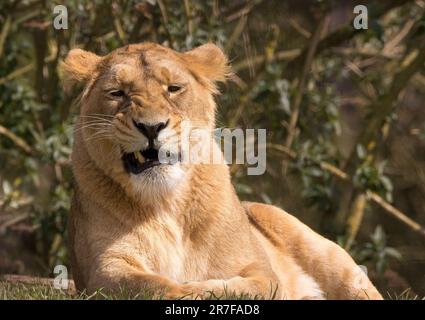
{"left": 122, "top": 148, "right": 162, "bottom": 174}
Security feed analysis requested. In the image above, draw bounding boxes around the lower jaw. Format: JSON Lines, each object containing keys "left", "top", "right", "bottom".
{"left": 126, "top": 160, "right": 163, "bottom": 175}
{"left": 121, "top": 152, "right": 163, "bottom": 175}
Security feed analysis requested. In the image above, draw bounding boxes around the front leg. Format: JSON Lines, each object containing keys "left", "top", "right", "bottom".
{"left": 87, "top": 256, "right": 193, "bottom": 298}
{"left": 173, "top": 263, "right": 281, "bottom": 299}
{"left": 87, "top": 255, "right": 279, "bottom": 299}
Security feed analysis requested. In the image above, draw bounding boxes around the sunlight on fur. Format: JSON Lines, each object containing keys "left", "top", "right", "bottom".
{"left": 63, "top": 42, "right": 383, "bottom": 300}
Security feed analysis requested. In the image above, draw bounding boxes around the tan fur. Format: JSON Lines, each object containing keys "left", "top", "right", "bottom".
{"left": 63, "top": 42, "right": 383, "bottom": 300}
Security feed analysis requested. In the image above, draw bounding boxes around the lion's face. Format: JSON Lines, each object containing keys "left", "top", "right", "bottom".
{"left": 63, "top": 43, "right": 229, "bottom": 202}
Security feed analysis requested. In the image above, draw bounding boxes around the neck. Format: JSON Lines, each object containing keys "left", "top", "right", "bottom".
{"left": 72, "top": 136, "right": 237, "bottom": 228}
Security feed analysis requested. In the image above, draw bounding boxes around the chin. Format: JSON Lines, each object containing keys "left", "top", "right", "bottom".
{"left": 127, "top": 164, "right": 187, "bottom": 205}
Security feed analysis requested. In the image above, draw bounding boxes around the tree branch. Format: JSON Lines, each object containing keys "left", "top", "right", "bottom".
{"left": 289, "top": 0, "right": 416, "bottom": 74}
{"left": 0, "top": 124, "right": 32, "bottom": 155}
{"left": 232, "top": 49, "right": 300, "bottom": 72}
{"left": 267, "top": 143, "right": 425, "bottom": 239}
{"left": 284, "top": 14, "right": 329, "bottom": 150}
{"left": 366, "top": 191, "right": 425, "bottom": 237}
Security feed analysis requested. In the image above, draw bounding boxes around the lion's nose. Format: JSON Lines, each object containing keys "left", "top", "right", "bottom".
{"left": 133, "top": 119, "right": 169, "bottom": 141}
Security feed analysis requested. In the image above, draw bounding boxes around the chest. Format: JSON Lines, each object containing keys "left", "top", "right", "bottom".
{"left": 122, "top": 214, "right": 198, "bottom": 282}
{"left": 97, "top": 209, "right": 211, "bottom": 282}
{"left": 146, "top": 216, "right": 186, "bottom": 280}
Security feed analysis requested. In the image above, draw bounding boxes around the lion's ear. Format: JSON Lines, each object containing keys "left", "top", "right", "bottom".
{"left": 60, "top": 48, "right": 101, "bottom": 91}
{"left": 183, "top": 43, "right": 231, "bottom": 91}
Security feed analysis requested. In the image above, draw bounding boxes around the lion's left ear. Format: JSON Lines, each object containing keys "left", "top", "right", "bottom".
{"left": 183, "top": 43, "right": 231, "bottom": 92}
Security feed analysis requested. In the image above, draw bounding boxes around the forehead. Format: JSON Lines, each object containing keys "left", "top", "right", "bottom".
{"left": 101, "top": 46, "right": 190, "bottom": 85}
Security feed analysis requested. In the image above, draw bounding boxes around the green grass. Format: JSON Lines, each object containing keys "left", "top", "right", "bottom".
{"left": 1, "top": 281, "right": 423, "bottom": 300}
{"left": 0, "top": 281, "right": 260, "bottom": 300}
{"left": 387, "top": 289, "right": 425, "bottom": 300}
{"left": 1, "top": 282, "right": 83, "bottom": 300}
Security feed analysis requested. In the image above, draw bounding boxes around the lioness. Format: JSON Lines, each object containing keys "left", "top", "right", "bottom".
{"left": 63, "top": 42, "right": 382, "bottom": 299}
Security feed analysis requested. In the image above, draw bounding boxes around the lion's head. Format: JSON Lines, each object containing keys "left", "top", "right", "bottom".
{"left": 62, "top": 43, "right": 229, "bottom": 203}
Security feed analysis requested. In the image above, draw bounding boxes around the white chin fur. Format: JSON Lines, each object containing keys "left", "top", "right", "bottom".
{"left": 128, "top": 164, "right": 186, "bottom": 204}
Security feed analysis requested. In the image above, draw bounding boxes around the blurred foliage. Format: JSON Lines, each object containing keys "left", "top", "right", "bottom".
{"left": 351, "top": 225, "right": 402, "bottom": 276}
{"left": 1, "top": 0, "right": 425, "bottom": 295}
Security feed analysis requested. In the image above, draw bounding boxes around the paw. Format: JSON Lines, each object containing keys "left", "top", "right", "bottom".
{"left": 171, "top": 279, "right": 227, "bottom": 299}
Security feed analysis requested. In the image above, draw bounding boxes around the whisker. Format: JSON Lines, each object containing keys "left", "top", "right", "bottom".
{"left": 84, "top": 136, "right": 113, "bottom": 143}
{"left": 80, "top": 114, "right": 112, "bottom": 117}
{"left": 86, "top": 128, "right": 112, "bottom": 137}
{"left": 75, "top": 121, "right": 113, "bottom": 127}
{"left": 75, "top": 120, "right": 113, "bottom": 126}
{"left": 76, "top": 123, "right": 113, "bottom": 130}
{"left": 74, "top": 123, "right": 112, "bottom": 133}
{"left": 89, "top": 113, "right": 116, "bottom": 117}
{"left": 80, "top": 113, "right": 114, "bottom": 117}
{"left": 79, "top": 116, "right": 114, "bottom": 122}
{"left": 84, "top": 133, "right": 114, "bottom": 142}
{"left": 84, "top": 131, "right": 114, "bottom": 138}
{"left": 81, "top": 114, "right": 115, "bottom": 119}
{"left": 83, "top": 131, "right": 112, "bottom": 138}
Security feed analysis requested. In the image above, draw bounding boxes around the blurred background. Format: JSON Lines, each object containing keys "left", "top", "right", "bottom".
{"left": 0, "top": 0, "right": 425, "bottom": 298}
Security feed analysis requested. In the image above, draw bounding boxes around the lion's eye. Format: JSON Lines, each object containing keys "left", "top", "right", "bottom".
{"left": 167, "top": 85, "right": 182, "bottom": 93}
{"left": 109, "top": 90, "right": 125, "bottom": 97}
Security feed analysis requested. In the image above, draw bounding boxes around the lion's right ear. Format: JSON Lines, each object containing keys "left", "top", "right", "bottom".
{"left": 60, "top": 49, "right": 101, "bottom": 91}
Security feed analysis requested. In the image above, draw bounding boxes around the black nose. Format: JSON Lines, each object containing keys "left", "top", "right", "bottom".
{"left": 133, "top": 120, "right": 168, "bottom": 141}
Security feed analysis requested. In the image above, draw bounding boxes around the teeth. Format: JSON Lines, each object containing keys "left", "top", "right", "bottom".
{"left": 134, "top": 151, "right": 145, "bottom": 163}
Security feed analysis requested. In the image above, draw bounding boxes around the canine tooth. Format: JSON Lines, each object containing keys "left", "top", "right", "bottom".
{"left": 134, "top": 151, "right": 145, "bottom": 163}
